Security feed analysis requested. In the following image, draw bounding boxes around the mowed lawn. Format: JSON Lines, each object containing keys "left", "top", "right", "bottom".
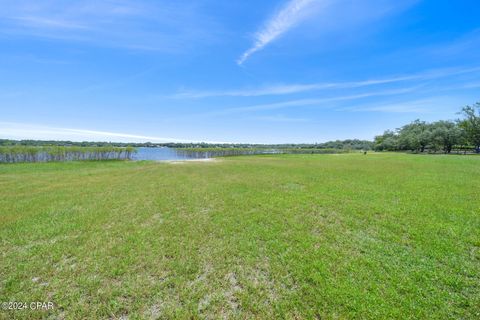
{"left": 0, "top": 154, "right": 479, "bottom": 319}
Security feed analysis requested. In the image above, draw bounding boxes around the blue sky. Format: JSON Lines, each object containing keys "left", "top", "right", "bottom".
{"left": 1, "top": 0, "right": 479, "bottom": 143}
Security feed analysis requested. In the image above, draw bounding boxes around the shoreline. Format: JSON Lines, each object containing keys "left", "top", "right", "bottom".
{"left": 162, "top": 158, "right": 219, "bottom": 164}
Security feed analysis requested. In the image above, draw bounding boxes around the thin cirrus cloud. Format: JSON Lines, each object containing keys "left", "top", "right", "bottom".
{"left": 236, "top": 0, "right": 420, "bottom": 65}
{"left": 237, "top": 0, "right": 323, "bottom": 65}
{"left": 338, "top": 96, "right": 473, "bottom": 114}
{"left": 252, "top": 115, "right": 310, "bottom": 123}
{"left": 339, "top": 99, "right": 435, "bottom": 113}
{"left": 0, "top": 1, "right": 218, "bottom": 52}
{"left": 173, "top": 65, "right": 480, "bottom": 99}
{"left": 0, "top": 122, "right": 226, "bottom": 143}
{"left": 12, "top": 16, "right": 90, "bottom": 30}
{"left": 199, "top": 86, "right": 420, "bottom": 117}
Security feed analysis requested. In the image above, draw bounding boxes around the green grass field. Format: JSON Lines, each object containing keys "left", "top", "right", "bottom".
{"left": 1, "top": 154, "right": 479, "bottom": 319}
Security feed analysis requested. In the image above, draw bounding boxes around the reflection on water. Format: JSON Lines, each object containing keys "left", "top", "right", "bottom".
{"left": 132, "top": 147, "right": 208, "bottom": 161}
{"left": 132, "top": 147, "right": 279, "bottom": 161}
{"left": 133, "top": 147, "right": 348, "bottom": 161}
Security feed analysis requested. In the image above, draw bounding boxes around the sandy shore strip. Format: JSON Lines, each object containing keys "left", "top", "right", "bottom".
{"left": 163, "top": 158, "right": 220, "bottom": 164}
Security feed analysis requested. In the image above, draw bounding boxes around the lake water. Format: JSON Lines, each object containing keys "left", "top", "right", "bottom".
{"left": 132, "top": 147, "right": 208, "bottom": 161}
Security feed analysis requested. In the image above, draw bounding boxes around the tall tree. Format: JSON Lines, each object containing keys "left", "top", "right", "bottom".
{"left": 430, "top": 120, "right": 462, "bottom": 154}
{"left": 398, "top": 120, "right": 431, "bottom": 152}
{"left": 374, "top": 130, "right": 398, "bottom": 151}
{"left": 458, "top": 103, "right": 480, "bottom": 153}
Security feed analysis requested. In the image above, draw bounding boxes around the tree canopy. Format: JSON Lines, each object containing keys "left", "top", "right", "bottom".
{"left": 374, "top": 103, "right": 479, "bottom": 153}
{"left": 458, "top": 102, "right": 480, "bottom": 152}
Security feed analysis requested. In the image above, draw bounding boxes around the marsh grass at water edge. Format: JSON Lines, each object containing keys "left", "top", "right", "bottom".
{"left": 0, "top": 146, "right": 136, "bottom": 163}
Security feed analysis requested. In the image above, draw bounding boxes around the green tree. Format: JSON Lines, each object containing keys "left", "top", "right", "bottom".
{"left": 458, "top": 103, "right": 480, "bottom": 153}
{"left": 430, "top": 120, "right": 462, "bottom": 153}
{"left": 374, "top": 130, "right": 398, "bottom": 151}
{"left": 398, "top": 120, "right": 431, "bottom": 152}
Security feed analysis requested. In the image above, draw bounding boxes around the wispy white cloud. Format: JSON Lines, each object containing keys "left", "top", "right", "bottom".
{"left": 0, "top": 122, "right": 225, "bottom": 143}
{"left": 340, "top": 99, "right": 433, "bottom": 113}
{"left": 252, "top": 115, "right": 310, "bottom": 123}
{"left": 11, "top": 16, "right": 89, "bottom": 30}
{"left": 339, "top": 96, "right": 473, "bottom": 114}
{"left": 0, "top": 1, "right": 219, "bottom": 52}
{"left": 237, "top": 0, "right": 324, "bottom": 65}
{"left": 236, "top": 0, "right": 421, "bottom": 65}
{"left": 173, "top": 66, "right": 480, "bottom": 98}
{"left": 202, "top": 86, "right": 418, "bottom": 116}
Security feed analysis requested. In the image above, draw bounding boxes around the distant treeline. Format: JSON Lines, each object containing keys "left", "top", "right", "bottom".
{"left": 374, "top": 103, "right": 480, "bottom": 153}
{"left": 3, "top": 103, "right": 479, "bottom": 156}
{"left": 177, "top": 148, "right": 355, "bottom": 158}
{"left": 0, "top": 146, "right": 136, "bottom": 163}
{"left": 0, "top": 139, "right": 374, "bottom": 150}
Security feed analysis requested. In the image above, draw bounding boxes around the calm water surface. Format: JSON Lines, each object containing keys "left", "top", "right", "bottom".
{"left": 132, "top": 147, "right": 208, "bottom": 161}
